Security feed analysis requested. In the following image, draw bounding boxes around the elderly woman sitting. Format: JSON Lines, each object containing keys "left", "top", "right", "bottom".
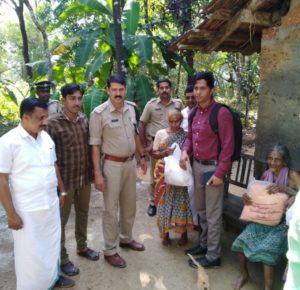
{"left": 232, "top": 143, "right": 300, "bottom": 290}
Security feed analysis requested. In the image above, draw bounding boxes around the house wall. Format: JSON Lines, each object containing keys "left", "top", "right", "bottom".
{"left": 255, "top": 0, "right": 300, "bottom": 171}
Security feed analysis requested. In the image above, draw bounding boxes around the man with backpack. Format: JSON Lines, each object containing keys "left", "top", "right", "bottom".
{"left": 180, "top": 71, "right": 235, "bottom": 268}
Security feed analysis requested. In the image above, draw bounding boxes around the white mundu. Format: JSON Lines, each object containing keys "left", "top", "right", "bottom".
{"left": 0, "top": 124, "right": 60, "bottom": 290}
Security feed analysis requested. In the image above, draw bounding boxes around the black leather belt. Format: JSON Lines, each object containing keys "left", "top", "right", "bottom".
{"left": 194, "top": 159, "right": 218, "bottom": 166}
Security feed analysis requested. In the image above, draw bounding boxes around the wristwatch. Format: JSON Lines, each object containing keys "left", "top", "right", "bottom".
{"left": 60, "top": 191, "right": 68, "bottom": 196}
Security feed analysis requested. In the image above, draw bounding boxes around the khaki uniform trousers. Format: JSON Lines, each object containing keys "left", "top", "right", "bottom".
{"left": 102, "top": 158, "right": 137, "bottom": 256}
{"left": 193, "top": 161, "right": 224, "bottom": 261}
{"left": 60, "top": 184, "right": 91, "bottom": 264}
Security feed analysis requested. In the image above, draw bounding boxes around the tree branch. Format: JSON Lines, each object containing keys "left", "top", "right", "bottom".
{"left": 23, "top": 0, "right": 52, "bottom": 80}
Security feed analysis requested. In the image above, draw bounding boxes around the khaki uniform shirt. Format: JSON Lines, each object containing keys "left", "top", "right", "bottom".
{"left": 48, "top": 100, "right": 61, "bottom": 118}
{"left": 89, "top": 99, "right": 137, "bottom": 157}
{"left": 35, "top": 95, "right": 61, "bottom": 118}
{"left": 139, "top": 98, "right": 183, "bottom": 140}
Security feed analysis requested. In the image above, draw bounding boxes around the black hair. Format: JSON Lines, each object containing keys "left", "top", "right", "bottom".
{"left": 184, "top": 85, "right": 194, "bottom": 94}
{"left": 20, "top": 97, "right": 48, "bottom": 118}
{"left": 61, "top": 83, "right": 84, "bottom": 98}
{"left": 156, "top": 78, "right": 172, "bottom": 88}
{"left": 106, "top": 73, "right": 126, "bottom": 88}
{"left": 194, "top": 71, "right": 215, "bottom": 89}
{"left": 265, "top": 143, "right": 291, "bottom": 166}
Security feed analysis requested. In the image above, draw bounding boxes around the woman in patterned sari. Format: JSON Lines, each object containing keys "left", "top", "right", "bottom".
{"left": 152, "top": 109, "right": 193, "bottom": 246}
{"left": 232, "top": 144, "right": 300, "bottom": 290}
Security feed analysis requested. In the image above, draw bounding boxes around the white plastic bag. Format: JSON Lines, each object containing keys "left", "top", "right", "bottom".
{"left": 164, "top": 143, "right": 193, "bottom": 187}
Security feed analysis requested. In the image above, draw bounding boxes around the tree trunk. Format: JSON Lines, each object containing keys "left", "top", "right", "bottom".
{"left": 234, "top": 54, "right": 242, "bottom": 105}
{"left": 113, "top": 0, "right": 126, "bottom": 75}
{"left": 182, "top": 0, "right": 194, "bottom": 85}
{"left": 244, "top": 57, "right": 252, "bottom": 128}
{"left": 175, "top": 59, "right": 182, "bottom": 98}
{"left": 12, "top": 0, "right": 32, "bottom": 81}
{"left": 185, "top": 51, "right": 194, "bottom": 85}
{"left": 23, "top": 0, "right": 53, "bottom": 81}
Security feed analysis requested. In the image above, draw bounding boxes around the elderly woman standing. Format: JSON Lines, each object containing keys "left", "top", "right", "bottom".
{"left": 232, "top": 144, "right": 300, "bottom": 290}
{"left": 152, "top": 109, "right": 193, "bottom": 246}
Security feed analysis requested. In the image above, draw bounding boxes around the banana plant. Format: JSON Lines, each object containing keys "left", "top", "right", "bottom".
{"left": 38, "top": 0, "right": 193, "bottom": 115}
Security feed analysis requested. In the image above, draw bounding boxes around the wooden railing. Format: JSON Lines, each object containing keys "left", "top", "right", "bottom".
{"left": 223, "top": 153, "right": 255, "bottom": 231}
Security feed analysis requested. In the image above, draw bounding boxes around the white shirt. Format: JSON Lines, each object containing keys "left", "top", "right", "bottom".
{"left": 0, "top": 124, "right": 58, "bottom": 212}
{"left": 181, "top": 107, "right": 190, "bottom": 132}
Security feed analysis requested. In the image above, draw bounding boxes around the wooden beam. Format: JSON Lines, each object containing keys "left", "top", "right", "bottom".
{"left": 168, "top": 29, "right": 195, "bottom": 52}
{"left": 187, "top": 29, "right": 216, "bottom": 39}
{"left": 188, "top": 31, "right": 254, "bottom": 42}
{"left": 206, "top": 9, "right": 232, "bottom": 21}
{"left": 203, "top": 8, "right": 242, "bottom": 52}
{"left": 177, "top": 44, "right": 206, "bottom": 51}
{"left": 247, "top": 0, "right": 266, "bottom": 11}
{"left": 240, "top": 9, "right": 273, "bottom": 26}
{"left": 203, "top": 7, "right": 275, "bottom": 53}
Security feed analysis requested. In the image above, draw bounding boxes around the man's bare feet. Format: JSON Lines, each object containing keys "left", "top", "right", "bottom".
{"left": 177, "top": 233, "right": 188, "bottom": 246}
{"left": 232, "top": 273, "right": 249, "bottom": 290}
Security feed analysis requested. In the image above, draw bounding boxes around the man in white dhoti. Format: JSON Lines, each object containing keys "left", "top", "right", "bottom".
{"left": 0, "top": 97, "right": 73, "bottom": 289}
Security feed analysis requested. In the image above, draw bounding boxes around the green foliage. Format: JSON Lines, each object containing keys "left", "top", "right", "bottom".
{"left": 123, "top": 0, "right": 140, "bottom": 35}
{"left": 85, "top": 51, "right": 110, "bottom": 80}
{"left": 0, "top": 0, "right": 260, "bottom": 127}
{"left": 135, "top": 75, "right": 155, "bottom": 108}
{"left": 0, "top": 81, "right": 20, "bottom": 121}
{"left": 83, "top": 87, "right": 107, "bottom": 117}
{"left": 0, "top": 15, "right": 43, "bottom": 81}
{"left": 133, "top": 35, "right": 152, "bottom": 64}
{"left": 79, "top": 0, "right": 112, "bottom": 16}
{"left": 75, "top": 30, "right": 100, "bottom": 67}
{"left": 0, "top": 119, "right": 18, "bottom": 137}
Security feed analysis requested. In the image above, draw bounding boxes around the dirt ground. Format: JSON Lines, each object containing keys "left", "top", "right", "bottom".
{"left": 0, "top": 168, "right": 285, "bottom": 290}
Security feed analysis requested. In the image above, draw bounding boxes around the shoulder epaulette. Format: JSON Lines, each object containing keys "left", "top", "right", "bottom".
{"left": 48, "top": 99, "right": 59, "bottom": 104}
{"left": 125, "top": 100, "right": 137, "bottom": 107}
{"left": 148, "top": 98, "right": 158, "bottom": 103}
{"left": 93, "top": 102, "right": 108, "bottom": 114}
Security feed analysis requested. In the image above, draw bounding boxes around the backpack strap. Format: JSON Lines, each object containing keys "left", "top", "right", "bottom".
{"left": 188, "top": 106, "right": 198, "bottom": 127}
{"left": 210, "top": 103, "right": 227, "bottom": 160}
{"left": 209, "top": 103, "right": 223, "bottom": 134}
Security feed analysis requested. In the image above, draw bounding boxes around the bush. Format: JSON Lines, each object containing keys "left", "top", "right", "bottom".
{"left": 0, "top": 119, "right": 18, "bottom": 137}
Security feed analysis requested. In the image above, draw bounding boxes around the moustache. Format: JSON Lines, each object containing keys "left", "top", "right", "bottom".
{"left": 115, "top": 95, "right": 122, "bottom": 99}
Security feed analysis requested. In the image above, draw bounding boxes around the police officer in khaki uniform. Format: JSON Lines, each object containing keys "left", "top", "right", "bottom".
{"left": 35, "top": 81, "right": 60, "bottom": 117}
{"left": 89, "top": 73, "right": 147, "bottom": 268}
{"left": 139, "top": 78, "right": 183, "bottom": 216}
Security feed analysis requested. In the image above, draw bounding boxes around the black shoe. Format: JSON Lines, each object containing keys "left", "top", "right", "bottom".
{"left": 55, "top": 275, "right": 75, "bottom": 288}
{"left": 185, "top": 245, "right": 207, "bottom": 256}
{"left": 189, "top": 256, "right": 221, "bottom": 269}
{"left": 61, "top": 261, "right": 80, "bottom": 276}
{"left": 147, "top": 204, "right": 156, "bottom": 216}
{"left": 77, "top": 247, "right": 99, "bottom": 261}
